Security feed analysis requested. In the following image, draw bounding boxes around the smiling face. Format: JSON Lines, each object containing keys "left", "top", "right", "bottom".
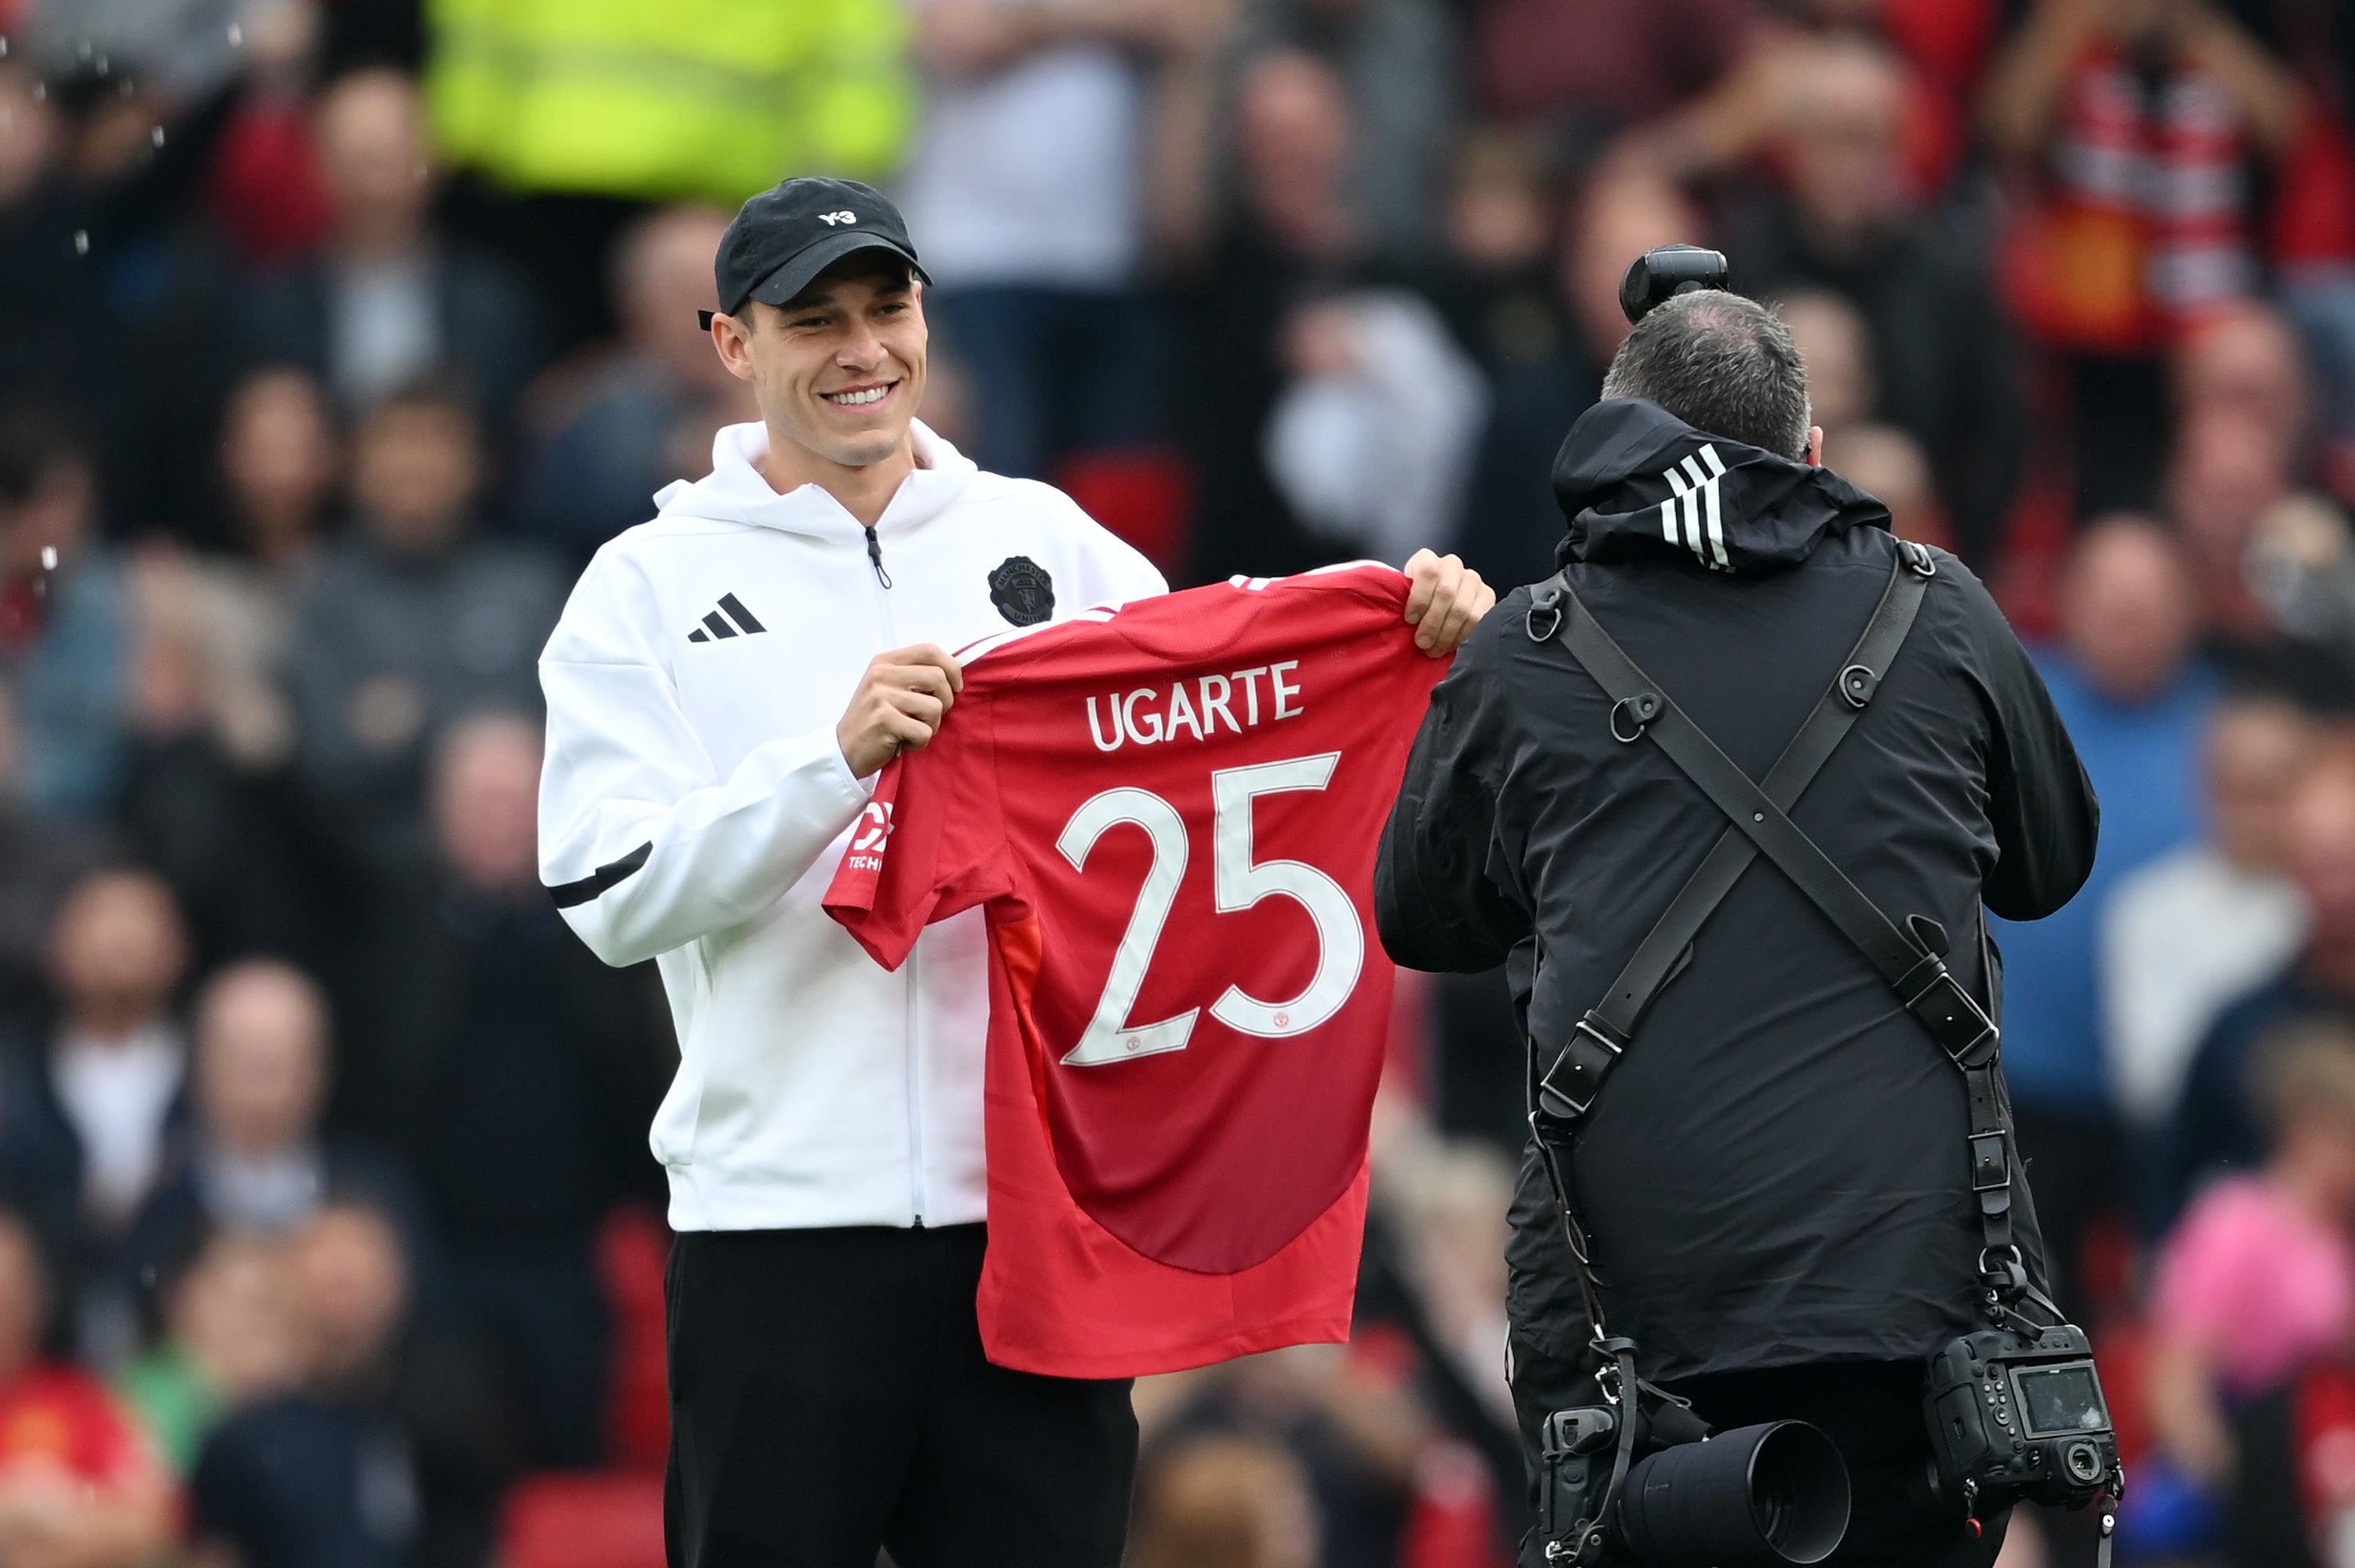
{"left": 713, "top": 257, "right": 926, "bottom": 476}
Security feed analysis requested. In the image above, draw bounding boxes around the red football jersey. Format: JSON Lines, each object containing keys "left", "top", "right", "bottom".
{"left": 826, "top": 563, "right": 1447, "bottom": 1377}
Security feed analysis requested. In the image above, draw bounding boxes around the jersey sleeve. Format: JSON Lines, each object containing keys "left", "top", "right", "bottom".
{"left": 825, "top": 686, "right": 1011, "bottom": 969}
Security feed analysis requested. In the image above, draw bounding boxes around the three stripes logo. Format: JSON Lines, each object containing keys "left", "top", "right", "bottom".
{"left": 686, "top": 593, "right": 768, "bottom": 644}
{"left": 1659, "top": 444, "right": 1732, "bottom": 572}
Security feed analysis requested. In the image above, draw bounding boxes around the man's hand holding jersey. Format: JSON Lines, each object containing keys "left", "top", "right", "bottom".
{"left": 1402, "top": 549, "right": 1495, "bottom": 655}
{"left": 839, "top": 644, "right": 966, "bottom": 778}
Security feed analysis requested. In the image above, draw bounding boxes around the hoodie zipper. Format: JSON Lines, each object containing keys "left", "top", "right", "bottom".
{"left": 865, "top": 523, "right": 922, "bottom": 1224}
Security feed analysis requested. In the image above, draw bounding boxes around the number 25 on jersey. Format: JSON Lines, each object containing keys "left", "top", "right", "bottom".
{"left": 1055, "top": 752, "right": 1363, "bottom": 1067}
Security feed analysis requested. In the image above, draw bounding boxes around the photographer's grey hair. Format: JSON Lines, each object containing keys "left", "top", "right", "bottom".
{"left": 1600, "top": 291, "right": 1813, "bottom": 460}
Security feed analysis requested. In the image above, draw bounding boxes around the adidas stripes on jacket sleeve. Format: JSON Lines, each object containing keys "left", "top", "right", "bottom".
{"left": 537, "top": 548, "right": 874, "bottom": 970}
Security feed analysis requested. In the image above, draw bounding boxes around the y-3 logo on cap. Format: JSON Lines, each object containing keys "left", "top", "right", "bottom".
{"left": 818, "top": 211, "right": 857, "bottom": 226}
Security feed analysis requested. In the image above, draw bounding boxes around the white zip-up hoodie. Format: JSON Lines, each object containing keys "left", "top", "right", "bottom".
{"left": 537, "top": 420, "right": 1166, "bottom": 1231}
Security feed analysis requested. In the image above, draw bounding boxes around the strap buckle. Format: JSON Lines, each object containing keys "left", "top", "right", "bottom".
{"left": 1979, "top": 1244, "right": 2028, "bottom": 1297}
{"left": 1536, "top": 1016, "right": 1627, "bottom": 1120}
{"left": 1900, "top": 539, "right": 1937, "bottom": 578}
{"left": 1898, "top": 960, "right": 2000, "bottom": 1068}
{"left": 1609, "top": 693, "right": 1661, "bottom": 744}
{"left": 1527, "top": 588, "right": 1565, "bottom": 644}
{"left": 1969, "top": 1131, "right": 2010, "bottom": 1193}
{"left": 1838, "top": 662, "right": 1879, "bottom": 709}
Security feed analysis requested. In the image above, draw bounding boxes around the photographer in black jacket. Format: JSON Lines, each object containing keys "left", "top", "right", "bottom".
{"left": 1376, "top": 287, "right": 2099, "bottom": 1567}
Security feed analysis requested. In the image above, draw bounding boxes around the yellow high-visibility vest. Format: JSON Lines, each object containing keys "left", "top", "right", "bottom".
{"left": 426, "top": 0, "right": 912, "bottom": 205}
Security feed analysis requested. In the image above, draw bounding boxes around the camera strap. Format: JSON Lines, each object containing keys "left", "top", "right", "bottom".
{"left": 1524, "top": 541, "right": 2059, "bottom": 1331}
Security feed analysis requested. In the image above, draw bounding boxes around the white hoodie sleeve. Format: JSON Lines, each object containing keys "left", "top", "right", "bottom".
{"left": 537, "top": 550, "right": 873, "bottom": 969}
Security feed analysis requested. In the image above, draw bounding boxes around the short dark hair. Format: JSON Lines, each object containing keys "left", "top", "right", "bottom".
{"left": 1600, "top": 291, "right": 1812, "bottom": 458}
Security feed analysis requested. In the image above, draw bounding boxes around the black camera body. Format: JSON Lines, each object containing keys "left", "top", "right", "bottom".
{"left": 1539, "top": 1403, "right": 1624, "bottom": 1553}
{"left": 1922, "top": 1324, "right": 2120, "bottom": 1515}
{"left": 1541, "top": 1396, "right": 1849, "bottom": 1566}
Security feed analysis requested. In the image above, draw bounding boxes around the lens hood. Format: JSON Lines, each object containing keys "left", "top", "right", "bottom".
{"left": 1616, "top": 1419, "right": 1850, "bottom": 1566}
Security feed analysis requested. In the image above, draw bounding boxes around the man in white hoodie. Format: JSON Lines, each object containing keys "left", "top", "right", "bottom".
{"left": 536, "top": 177, "right": 1492, "bottom": 1567}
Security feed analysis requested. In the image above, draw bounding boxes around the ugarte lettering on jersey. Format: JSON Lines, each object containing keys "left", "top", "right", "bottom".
{"left": 1086, "top": 662, "right": 1304, "bottom": 752}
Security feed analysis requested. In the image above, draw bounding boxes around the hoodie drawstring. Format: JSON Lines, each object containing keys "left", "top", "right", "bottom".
{"left": 864, "top": 524, "right": 893, "bottom": 589}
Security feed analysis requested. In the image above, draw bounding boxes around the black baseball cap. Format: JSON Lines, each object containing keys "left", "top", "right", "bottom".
{"left": 699, "top": 177, "right": 932, "bottom": 330}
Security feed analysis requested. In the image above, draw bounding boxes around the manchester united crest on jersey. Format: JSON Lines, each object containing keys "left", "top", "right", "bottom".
{"left": 988, "top": 556, "right": 1055, "bottom": 626}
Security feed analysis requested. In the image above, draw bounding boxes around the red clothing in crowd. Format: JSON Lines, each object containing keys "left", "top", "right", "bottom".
{"left": 0, "top": 1362, "right": 159, "bottom": 1491}
{"left": 1472, "top": 0, "right": 1762, "bottom": 128}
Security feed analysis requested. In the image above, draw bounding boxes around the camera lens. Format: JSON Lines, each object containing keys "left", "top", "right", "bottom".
{"left": 1616, "top": 1420, "right": 1850, "bottom": 1566}
{"left": 2064, "top": 1440, "right": 2104, "bottom": 1485}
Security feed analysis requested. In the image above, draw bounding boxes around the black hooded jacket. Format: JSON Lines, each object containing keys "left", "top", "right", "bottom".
{"left": 1376, "top": 400, "right": 2098, "bottom": 1380}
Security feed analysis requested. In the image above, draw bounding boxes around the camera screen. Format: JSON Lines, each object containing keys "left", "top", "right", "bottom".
{"left": 2013, "top": 1363, "right": 2107, "bottom": 1438}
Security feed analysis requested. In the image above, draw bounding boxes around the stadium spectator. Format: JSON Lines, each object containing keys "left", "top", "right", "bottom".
{"left": 1387, "top": 1140, "right": 1514, "bottom": 1428}
{"left": 1988, "top": 519, "right": 2211, "bottom": 1311}
{"left": 1778, "top": 289, "right": 1875, "bottom": 434}
{"left": 0, "top": 685, "right": 120, "bottom": 1030}
{"left": 236, "top": 68, "right": 540, "bottom": 428}
{"left": 0, "top": 51, "right": 248, "bottom": 471}
{"left": 1831, "top": 422, "right": 1952, "bottom": 551}
{"left": 1227, "top": 0, "right": 1461, "bottom": 264}
{"left": 2177, "top": 301, "right": 2313, "bottom": 461}
{"left": 115, "top": 961, "right": 434, "bottom": 1335}
{"left": 2167, "top": 749, "right": 2355, "bottom": 1222}
{"left": 2167, "top": 304, "right": 2355, "bottom": 696}
{"left": 1470, "top": 0, "right": 1769, "bottom": 132}
{"left": 1178, "top": 48, "right": 1375, "bottom": 582}
{"left": 1429, "top": 128, "right": 1569, "bottom": 377}
{"left": 0, "top": 870, "right": 191, "bottom": 1349}
{"left": 0, "top": 402, "right": 128, "bottom": 819}
{"left": 117, "top": 542, "right": 323, "bottom": 970}
{"left": 1453, "top": 163, "right": 1699, "bottom": 592}
{"left": 898, "top": 0, "right": 1217, "bottom": 481}
{"left": 1149, "top": 1345, "right": 1429, "bottom": 1563}
{"left": 2145, "top": 1021, "right": 2355, "bottom": 1495}
{"left": 114, "top": 1231, "right": 301, "bottom": 1476}
{"left": 1262, "top": 286, "right": 1486, "bottom": 565}
{"left": 1127, "top": 1434, "right": 1323, "bottom": 1568}
{"left": 341, "top": 713, "right": 666, "bottom": 1468}
{"left": 1983, "top": 0, "right": 2300, "bottom": 518}
{"left": 2164, "top": 316, "right": 2312, "bottom": 626}
{"left": 202, "top": 0, "right": 338, "bottom": 269}
{"left": 216, "top": 366, "right": 340, "bottom": 573}
{"left": 2104, "top": 697, "right": 2315, "bottom": 1216}
{"left": 1715, "top": 31, "right": 2025, "bottom": 564}
{"left": 286, "top": 378, "right": 564, "bottom": 876}
{"left": 0, "top": 1207, "right": 173, "bottom": 1566}
{"left": 519, "top": 206, "right": 753, "bottom": 567}
{"left": 189, "top": 1202, "right": 509, "bottom": 1568}
{"left": 0, "top": 60, "right": 77, "bottom": 415}
{"left": 1780, "top": 291, "right": 1961, "bottom": 549}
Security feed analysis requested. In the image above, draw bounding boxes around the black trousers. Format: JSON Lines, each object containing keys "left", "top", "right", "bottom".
{"left": 1510, "top": 1334, "right": 2006, "bottom": 1568}
{"left": 664, "top": 1224, "right": 1137, "bottom": 1568}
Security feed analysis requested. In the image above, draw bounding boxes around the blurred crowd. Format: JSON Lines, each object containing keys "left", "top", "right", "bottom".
{"left": 0, "top": 0, "right": 2353, "bottom": 1563}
